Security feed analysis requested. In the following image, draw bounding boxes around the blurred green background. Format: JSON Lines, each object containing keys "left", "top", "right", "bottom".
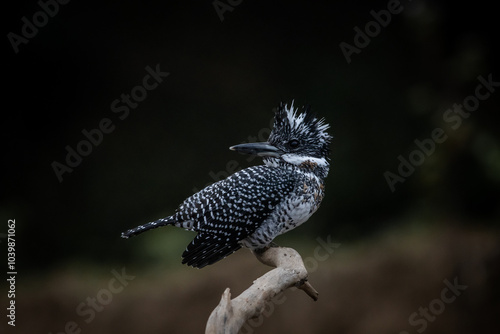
{"left": 2, "top": 0, "right": 499, "bottom": 333}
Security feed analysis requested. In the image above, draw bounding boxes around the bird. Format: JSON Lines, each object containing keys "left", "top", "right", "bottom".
{"left": 121, "top": 101, "right": 332, "bottom": 268}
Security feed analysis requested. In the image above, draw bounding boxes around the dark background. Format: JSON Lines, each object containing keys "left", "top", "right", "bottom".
{"left": 2, "top": 1, "right": 499, "bottom": 333}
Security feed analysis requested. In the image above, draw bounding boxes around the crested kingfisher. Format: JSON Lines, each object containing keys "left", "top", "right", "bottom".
{"left": 122, "top": 102, "right": 332, "bottom": 268}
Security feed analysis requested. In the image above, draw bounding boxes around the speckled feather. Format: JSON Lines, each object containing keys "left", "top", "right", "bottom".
{"left": 122, "top": 102, "right": 332, "bottom": 268}
{"left": 176, "top": 165, "right": 298, "bottom": 268}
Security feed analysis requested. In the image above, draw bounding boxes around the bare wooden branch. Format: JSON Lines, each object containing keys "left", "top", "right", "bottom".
{"left": 205, "top": 246, "right": 318, "bottom": 334}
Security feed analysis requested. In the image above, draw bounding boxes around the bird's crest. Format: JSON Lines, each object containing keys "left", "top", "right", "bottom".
{"left": 269, "top": 101, "right": 332, "bottom": 159}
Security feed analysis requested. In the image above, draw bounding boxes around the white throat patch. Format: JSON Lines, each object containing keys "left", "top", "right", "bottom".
{"left": 281, "top": 154, "right": 328, "bottom": 167}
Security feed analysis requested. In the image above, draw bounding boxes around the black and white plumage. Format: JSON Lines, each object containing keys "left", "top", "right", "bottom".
{"left": 122, "top": 102, "right": 332, "bottom": 268}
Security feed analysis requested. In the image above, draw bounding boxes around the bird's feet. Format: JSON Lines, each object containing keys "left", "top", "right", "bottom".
{"left": 253, "top": 242, "right": 279, "bottom": 255}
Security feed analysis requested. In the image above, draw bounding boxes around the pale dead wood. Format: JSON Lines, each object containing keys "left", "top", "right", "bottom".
{"left": 205, "top": 246, "right": 318, "bottom": 334}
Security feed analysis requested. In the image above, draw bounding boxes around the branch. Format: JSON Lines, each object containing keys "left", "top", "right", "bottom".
{"left": 205, "top": 246, "right": 318, "bottom": 334}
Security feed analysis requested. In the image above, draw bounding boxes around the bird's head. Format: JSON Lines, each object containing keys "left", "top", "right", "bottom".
{"left": 230, "top": 102, "right": 332, "bottom": 176}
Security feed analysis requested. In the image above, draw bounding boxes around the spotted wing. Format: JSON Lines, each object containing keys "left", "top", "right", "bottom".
{"left": 177, "top": 165, "right": 297, "bottom": 268}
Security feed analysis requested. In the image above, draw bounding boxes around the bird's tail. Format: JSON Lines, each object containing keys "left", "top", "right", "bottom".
{"left": 121, "top": 217, "right": 174, "bottom": 239}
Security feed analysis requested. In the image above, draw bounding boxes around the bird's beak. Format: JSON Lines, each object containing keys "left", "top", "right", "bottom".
{"left": 229, "top": 142, "right": 282, "bottom": 158}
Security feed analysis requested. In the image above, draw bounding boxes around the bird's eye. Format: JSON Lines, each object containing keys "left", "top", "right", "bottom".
{"left": 288, "top": 139, "right": 300, "bottom": 149}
